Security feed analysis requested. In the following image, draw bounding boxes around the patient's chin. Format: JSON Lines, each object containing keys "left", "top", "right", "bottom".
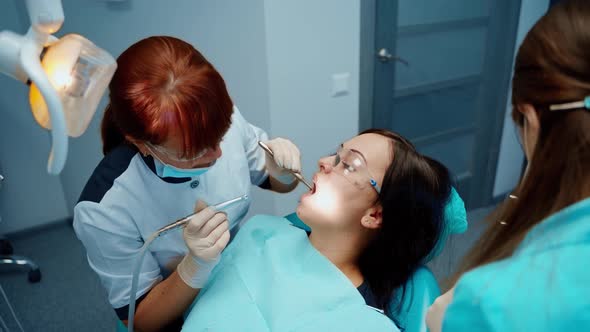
{"left": 298, "top": 187, "right": 343, "bottom": 223}
{"left": 296, "top": 203, "right": 318, "bottom": 226}
{"left": 296, "top": 204, "right": 339, "bottom": 230}
{"left": 295, "top": 204, "right": 310, "bottom": 222}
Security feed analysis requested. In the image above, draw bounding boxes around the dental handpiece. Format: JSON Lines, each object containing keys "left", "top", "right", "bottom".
{"left": 155, "top": 194, "right": 249, "bottom": 237}
{"left": 258, "top": 141, "right": 313, "bottom": 191}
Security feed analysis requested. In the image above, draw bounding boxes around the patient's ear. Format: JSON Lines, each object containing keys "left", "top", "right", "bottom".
{"left": 361, "top": 205, "right": 383, "bottom": 230}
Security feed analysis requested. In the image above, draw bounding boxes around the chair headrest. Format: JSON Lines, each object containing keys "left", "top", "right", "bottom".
{"left": 423, "top": 187, "right": 468, "bottom": 263}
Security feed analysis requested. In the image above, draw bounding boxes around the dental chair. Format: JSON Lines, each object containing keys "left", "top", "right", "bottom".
{"left": 0, "top": 174, "right": 42, "bottom": 283}
{"left": 387, "top": 266, "right": 440, "bottom": 332}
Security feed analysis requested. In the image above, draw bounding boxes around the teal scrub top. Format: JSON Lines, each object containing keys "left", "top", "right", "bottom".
{"left": 443, "top": 197, "right": 590, "bottom": 331}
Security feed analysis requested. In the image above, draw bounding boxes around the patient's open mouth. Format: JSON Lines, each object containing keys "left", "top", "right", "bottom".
{"left": 300, "top": 175, "right": 319, "bottom": 201}
{"left": 311, "top": 175, "right": 318, "bottom": 194}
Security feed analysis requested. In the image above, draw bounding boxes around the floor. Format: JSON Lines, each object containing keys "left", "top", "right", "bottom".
{"left": 0, "top": 206, "right": 494, "bottom": 332}
{"left": 0, "top": 223, "right": 118, "bottom": 332}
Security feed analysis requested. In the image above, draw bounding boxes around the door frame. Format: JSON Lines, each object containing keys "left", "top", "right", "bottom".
{"left": 359, "top": 0, "right": 522, "bottom": 209}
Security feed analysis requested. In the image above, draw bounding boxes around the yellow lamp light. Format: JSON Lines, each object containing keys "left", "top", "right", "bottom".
{"left": 29, "top": 34, "right": 116, "bottom": 137}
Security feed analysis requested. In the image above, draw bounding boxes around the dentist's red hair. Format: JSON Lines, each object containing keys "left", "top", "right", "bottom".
{"left": 101, "top": 36, "right": 233, "bottom": 157}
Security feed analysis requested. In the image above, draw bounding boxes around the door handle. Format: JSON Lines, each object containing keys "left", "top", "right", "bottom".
{"left": 376, "top": 48, "right": 409, "bottom": 66}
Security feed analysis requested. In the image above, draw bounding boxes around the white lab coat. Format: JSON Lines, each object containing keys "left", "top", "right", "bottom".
{"left": 73, "top": 107, "right": 269, "bottom": 310}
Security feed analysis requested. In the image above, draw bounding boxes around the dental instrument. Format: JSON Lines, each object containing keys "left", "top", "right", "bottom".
{"left": 154, "top": 195, "right": 249, "bottom": 238}
{"left": 258, "top": 141, "right": 313, "bottom": 190}
{"left": 127, "top": 194, "right": 248, "bottom": 332}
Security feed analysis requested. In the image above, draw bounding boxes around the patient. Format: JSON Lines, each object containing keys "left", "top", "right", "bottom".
{"left": 183, "top": 129, "right": 460, "bottom": 331}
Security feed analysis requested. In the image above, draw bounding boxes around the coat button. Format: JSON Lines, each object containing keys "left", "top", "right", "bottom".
{"left": 190, "top": 180, "right": 199, "bottom": 189}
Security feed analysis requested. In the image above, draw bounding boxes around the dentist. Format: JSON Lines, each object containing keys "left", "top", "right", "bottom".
{"left": 73, "top": 36, "right": 301, "bottom": 331}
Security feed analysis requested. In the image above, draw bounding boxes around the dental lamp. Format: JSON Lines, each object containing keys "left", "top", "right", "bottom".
{"left": 0, "top": 0, "right": 116, "bottom": 175}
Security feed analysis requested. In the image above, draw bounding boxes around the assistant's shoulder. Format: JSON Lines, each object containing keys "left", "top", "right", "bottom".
{"left": 445, "top": 245, "right": 590, "bottom": 331}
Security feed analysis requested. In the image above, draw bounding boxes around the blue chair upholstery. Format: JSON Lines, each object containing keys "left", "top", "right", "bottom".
{"left": 285, "top": 212, "right": 311, "bottom": 232}
{"left": 388, "top": 266, "right": 440, "bottom": 332}
{"left": 116, "top": 319, "right": 127, "bottom": 332}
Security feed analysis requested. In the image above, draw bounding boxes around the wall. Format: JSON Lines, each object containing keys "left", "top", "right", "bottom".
{"left": 493, "top": 0, "right": 550, "bottom": 197}
{"left": 1, "top": 0, "right": 362, "bottom": 233}
{"left": 1, "top": 0, "right": 549, "bottom": 233}
{"left": 264, "top": 0, "right": 362, "bottom": 215}
{"left": 61, "top": 0, "right": 362, "bottom": 219}
{"left": 0, "top": 0, "right": 70, "bottom": 234}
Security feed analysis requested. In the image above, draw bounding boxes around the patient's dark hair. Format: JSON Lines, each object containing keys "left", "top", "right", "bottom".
{"left": 358, "top": 129, "right": 451, "bottom": 322}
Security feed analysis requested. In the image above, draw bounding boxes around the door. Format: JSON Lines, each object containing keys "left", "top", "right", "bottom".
{"left": 370, "top": 0, "right": 521, "bottom": 208}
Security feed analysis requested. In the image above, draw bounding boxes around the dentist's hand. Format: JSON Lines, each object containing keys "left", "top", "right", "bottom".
{"left": 262, "top": 137, "right": 302, "bottom": 184}
{"left": 177, "top": 201, "right": 230, "bottom": 289}
{"left": 426, "top": 286, "right": 456, "bottom": 332}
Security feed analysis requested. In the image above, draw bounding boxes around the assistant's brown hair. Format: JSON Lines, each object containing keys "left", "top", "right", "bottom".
{"left": 454, "top": 0, "right": 590, "bottom": 282}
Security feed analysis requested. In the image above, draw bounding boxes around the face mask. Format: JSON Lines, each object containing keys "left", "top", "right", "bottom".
{"left": 152, "top": 157, "right": 212, "bottom": 179}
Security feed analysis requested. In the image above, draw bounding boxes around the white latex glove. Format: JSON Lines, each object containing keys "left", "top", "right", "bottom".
{"left": 426, "top": 286, "right": 456, "bottom": 332}
{"left": 177, "top": 201, "right": 230, "bottom": 289}
{"left": 262, "top": 137, "right": 302, "bottom": 184}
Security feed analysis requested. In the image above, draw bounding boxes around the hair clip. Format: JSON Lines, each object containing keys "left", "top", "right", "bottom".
{"left": 549, "top": 96, "right": 590, "bottom": 111}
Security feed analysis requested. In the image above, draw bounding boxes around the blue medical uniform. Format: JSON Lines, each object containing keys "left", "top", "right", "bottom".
{"left": 443, "top": 197, "right": 590, "bottom": 331}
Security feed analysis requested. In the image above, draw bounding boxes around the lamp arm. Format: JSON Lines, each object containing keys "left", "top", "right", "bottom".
{"left": 24, "top": 0, "right": 64, "bottom": 35}
{"left": 20, "top": 37, "right": 68, "bottom": 175}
